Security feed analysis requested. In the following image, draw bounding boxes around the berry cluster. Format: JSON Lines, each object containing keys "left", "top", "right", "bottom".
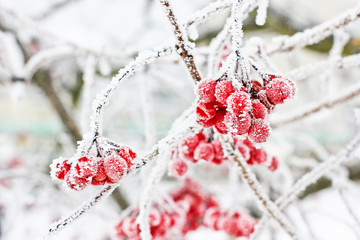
{"left": 116, "top": 179, "right": 257, "bottom": 239}
{"left": 50, "top": 146, "right": 136, "bottom": 190}
{"left": 195, "top": 75, "right": 295, "bottom": 143}
{"left": 170, "top": 131, "right": 279, "bottom": 177}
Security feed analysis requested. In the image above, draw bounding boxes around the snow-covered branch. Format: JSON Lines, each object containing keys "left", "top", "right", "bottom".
{"left": 267, "top": 4, "right": 360, "bottom": 55}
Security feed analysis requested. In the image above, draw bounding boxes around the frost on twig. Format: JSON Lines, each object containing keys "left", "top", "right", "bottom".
{"left": 271, "top": 82, "right": 360, "bottom": 128}
{"left": 158, "top": 0, "right": 202, "bottom": 83}
{"left": 251, "top": 131, "right": 360, "bottom": 239}
{"left": 267, "top": 4, "right": 360, "bottom": 55}
{"left": 220, "top": 135, "right": 299, "bottom": 239}
{"left": 255, "top": 0, "right": 269, "bottom": 26}
{"left": 25, "top": 46, "right": 74, "bottom": 82}
{"left": 287, "top": 53, "right": 360, "bottom": 81}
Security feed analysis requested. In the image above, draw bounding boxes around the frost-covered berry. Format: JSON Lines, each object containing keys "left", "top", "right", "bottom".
{"left": 227, "top": 92, "right": 251, "bottom": 115}
{"left": 251, "top": 79, "right": 263, "bottom": 93}
{"left": 248, "top": 120, "right": 270, "bottom": 143}
{"left": 249, "top": 148, "right": 267, "bottom": 164}
{"left": 93, "top": 159, "right": 107, "bottom": 182}
{"left": 215, "top": 108, "right": 228, "bottom": 134}
{"left": 118, "top": 146, "right": 137, "bottom": 167}
{"left": 236, "top": 143, "right": 250, "bottom": 160}
{"left": 266, "top": 78, "right": 294, "bottom": 104}
{"left": 194, "top": 143, "right": 214, "bottom": 162}
{"left": 251, "top": 100, "right": 267, "bottom": 119}
{"left": 196, "top": 101, "right": 217, "bottom": 121}
{"left": 104, "top": 154, "right": 128, "bottom": 182}
{"left": 171, "top": 160, "right": 188, "bottom": 177}
{"left": 215, "top": 80, "right": 235, "bottom": 105}
{"left": 65, "top": 171, "right": 90, "bottom": 190}
{"left": 211, "top": 140, "right": 225, "bottom": 164}
{"left": 268, "top": 156, "right": 279, "bottom": 171}
{"left": 91, "top": 178, "right": 106, "bottom": 185}
{"left": 197, "top": 79, "right": 217, "bottom": 102}
{"left": 51, "top": 158, "right": 71, "bottom": 180}
{"left": 74, "top": 156, "right": 98, "bottom": 178}
{"left": 181, "top": 132, "right": 205, "bottom": 159}
{"left": 224, "top": 112, "right": 252, "bottom": 135}
{"left": 198, "top": 116, "right": 216, "bottom": 128}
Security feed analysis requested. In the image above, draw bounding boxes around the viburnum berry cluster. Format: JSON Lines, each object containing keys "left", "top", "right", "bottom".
{"left": 50, "top": 143, "right": 136, "bottom": 190}
{"left": 195, "top": 75, "right": 295, "bottom": 143}
{"left": 170, "top": 131, "right": 278, "bottom": 177}
{"left": 115, "top": 179, "right": 257, "bottom": 239}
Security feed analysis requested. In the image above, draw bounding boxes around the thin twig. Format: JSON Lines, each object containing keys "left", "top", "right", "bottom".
{"left": 271, "top": 82, "right": 360, "bottom": 128}
{"left": 158, "top": 0, "right": 202, "bottom": 83}
{"left": 220, "top": 135, "right": 299, "bottom": 239}
{"left": 267, "top": 4, "right": 360, "bottom": 55}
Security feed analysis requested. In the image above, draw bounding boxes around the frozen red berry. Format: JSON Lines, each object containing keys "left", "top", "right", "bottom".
{"left": 251, "top": 79, "right": 263, "bottom": 93}
{"left": 181, "top": 132, "right": 205, "bottom": 159}
{"left": 249, "top": 148, "right": 267, "bottom": 164}
{"left": 196, "top": 101, "right": 217, "bottom": 121}
{"left": 227, "top": 92, "right": 251, "bottom": 115}
{"left": 53, "top": 159, "right": 71, "bottom": 180}
{"left": 248, "top": 120, "right": 270, "bottom": 143}
{"left": 211, "top": 140, "right": 225, "bottom": 164}
{"left": 215, "top": 81, "right": 235, "bottom": 105}
{"left": 268, "top": 156, "right": 279, "bottom": 171}
{"left": 224, "top": 112, "right": 252, "bottom": 135}
{"left": 104, "top": 154, "right": 128, "bottom": 182}
{"left": 237, "top": 143, "right": 250, "bottom": 160}
{"left": 215, "top": 108, "right": 228, "bottom": 134}
{"left": 194, "top": 143, "right": 215, "bottom": 162}
{"left": 171, "top": 160, "right": 188, "bottom": 177}
{"left": 118, "top": 146, "right": 137, "bottom": 167}
{"left": 266, "top": 78, "right": 294, "bottom": 104}
{"left": 198, "top": 116, "right": 216, "bottom": 128}
{"left": 251, "top": 100, "right": 267, "bottom": 119}
{"left": 197, "top": 79, "right": 217, "bottom": 102}
{"left": 91, "top": 178, "right": 106, "bottom": 185}
{"left": 65, "top": 171, "right": 90, "bottom": 190}
{"left": 93, "top": 159, "right": 107, "bottom": 181}
{"left": 74, "top": 156, "right": 98, "bottom": 178}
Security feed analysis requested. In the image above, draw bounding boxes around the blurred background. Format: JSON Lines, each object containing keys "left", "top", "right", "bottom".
{"left": 0, "top": 0, "right": 360, "bottom": 239}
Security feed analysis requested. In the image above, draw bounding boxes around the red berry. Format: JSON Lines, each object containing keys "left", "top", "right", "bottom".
{"left": 251, "top": 79, "right": 263, "bottom": 93}
{"left": 196, "top": 101, "right": 217, "bottom": 121}
{"left": 266, "top": 78, "right": 294, "bottom": 104}
{"left": 215, "top": 81, "right": 235, "bottom": 105}
{"left": 224, "top": 112, "right": 252, "bottom": 135}
{"left": 237, "top": 143, "right": 250, "bottom": 160}
{"left": 248, "top": 120, "right": 270, "bottom": 143}
{"left": 104, "top": 154, "right": 128, "bottom": 182}
{"left": 215, "top": 108, "right": 228, "bottom": 134}
{"left": 65, "top": 171, "right": 90, "bottom": 190}
{"left": 198, "top": 116, "right": 216, "bottom": 128}
{"left": 268, "top": 156, "right": 279, "bottom": 171}
{"left": 194, "top": 143, "right": 215, "bottom": 162}
{"left": 197, "top": 79, "right": 217, "bottom": 102}
{"left": 74, "top": 156, "right": 98, "bottom": 178}
{"left": 118, "top": 146, "right": 137, "bottom": 167}
{"left": 227, "top": 92, "right": 251, "bottom": 115}
{"left": 53, "top": 159, "right": 71, "bottom": 180}
{"left": 181, "top": 132, "right": 205, "bottom": 159}
{"left": 251, "top": 100, "right": 267, "bottom": 119}
{"left": 171, "top": 160, "right": 188, "bottom": 177}
{"left": 249, "top": 148, "right": 267, "bottom": 164}
{"left": 211, "top": 140, "right": 225, "bottom": 164}
{"left": 91, "top": 178, "right": 106, "bottom": 185}
{"left": 93, "top": 159, "right": 107, "bottom": 181}
{"left": 258, "top": 90, "right": 274, "bottom": 110}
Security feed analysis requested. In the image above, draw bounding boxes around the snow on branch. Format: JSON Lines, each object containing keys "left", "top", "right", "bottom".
{"left": 287, "top": 53, "right": 360, "bottom": 81}
{"left": 267, "top": 4, "right": 360, "bottom": 55}
{"left": 158, "top": 0, "right": 202, "bottom": 83}
{"left": 220, "top": 135, "right": 299, "bottom": 239}
{"left": 82, "top": 44, "right": 173, "bottom": 143}
{"left": 25, "top": 46, "right": 74, "bottom": 82}
{"left": 251, "top": 131, "right": 360, "bottom": 239}
{"left": 271, "top": 82, "right": 360, "bottom": 128}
